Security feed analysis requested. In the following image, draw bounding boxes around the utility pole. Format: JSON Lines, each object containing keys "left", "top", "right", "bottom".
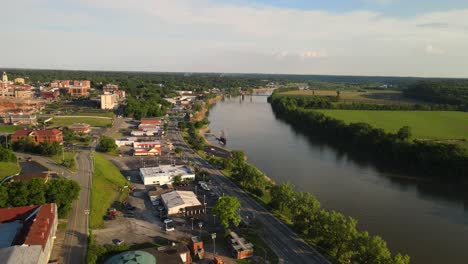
{"left": 211, "top": 233, "right": 217, "bottom": 257}
{"left": 198, "top": 222, "right": 203, "bottom": 238}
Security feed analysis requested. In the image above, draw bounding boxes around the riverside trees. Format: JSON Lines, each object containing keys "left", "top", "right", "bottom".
{"left": 269, "top": 182, "right": 410, "bottom": 264}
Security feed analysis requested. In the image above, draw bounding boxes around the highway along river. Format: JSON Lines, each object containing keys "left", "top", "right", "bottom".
{"left": 207, "top": 96, "right": 468, "bottom": 264}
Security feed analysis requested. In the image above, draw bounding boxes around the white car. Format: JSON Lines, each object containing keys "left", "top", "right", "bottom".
{"left": 163, "top": 218, "right": 173, "bottom": 224}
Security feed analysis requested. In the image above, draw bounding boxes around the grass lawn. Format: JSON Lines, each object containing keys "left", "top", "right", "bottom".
{"left": 50, "top": 151, "right": 77, "bottom": 172}
{"left": 69, "top": 112, "right": 115, "bottom": 118}
{"left": 0, "top": 161, "right": 20, "bottom": 181}
{"left": 50, "top": 117, "right": 112, "bottom": 127}
{"left": 90, "top": 153, "right": 129, "bottom": 229}
{"left": 0, "top": 125, "right": 23, "bottom": 133}
{"left": 316, "top": 110, "right": 468, "bottom": 140}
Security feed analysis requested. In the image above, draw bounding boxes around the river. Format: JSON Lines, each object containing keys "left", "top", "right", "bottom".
{"left": 206, "top": 96, "right": 468, "bottom": 264}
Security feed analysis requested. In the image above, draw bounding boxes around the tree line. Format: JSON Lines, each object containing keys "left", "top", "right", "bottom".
{"left": 0, "top": 178, "right": 80, "bottom": 217}
{"left": 273, "top": 91, "right": 467, "bottom": 111}
{"left": 403, "top": 80, "right": 468, "bottom": 108}
{"left": 270, "top": 182, "right": 410, "bottom": 264}
{"left": 12, "top": 138, "right": 63, "bottom": 156}
{"left": 269, "top": 93, "right": 468, "bottom": 179}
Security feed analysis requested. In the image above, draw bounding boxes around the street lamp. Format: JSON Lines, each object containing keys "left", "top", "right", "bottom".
{"left": 198, "top": 221, "right": 203, "bottom": 238}
{"left": 159, "top": 207, "right": 163, "bottom": 219}
{"left": 211, "top": 233, "right": 217, "bottom": 257}
{"left": 191, "top": 217, "right": 195, "bottom": 230}
{"left": 213, "top": 214, "right": 216, "bottom": 225}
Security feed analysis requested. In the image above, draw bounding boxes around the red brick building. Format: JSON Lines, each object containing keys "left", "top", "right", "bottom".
{"left": 12, "top": 129, "right": 63, "bottom": 144}
{"left": 0, "top": 204, "right": 58, "bottom": 264}
{"left": 68, "top": 123, "right": 91, "bottom": 134}
{"left": 227, "top": 232, "right": 254, "bottom": 260}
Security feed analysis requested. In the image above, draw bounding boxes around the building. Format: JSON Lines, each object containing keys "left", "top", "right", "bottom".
{"left": 189, "top": 236, "right": 204, "bottom": 260}
{"left": 1, "top": 115, "right": 37, "bottom": 125}
{"left": 160, "top": 191, "right": 202, "bottom": 215}
{"left": 101, "top": 94, "right": 119, "bottom": 109}
{"left": 12, "top": 173, "right": 49, "bottom": 183}
{"left": 133, "top": 141, "right": 161, "bottom": 149}
{"left": 103, "top": 84, "right": 119, "bottom": 94}
{"left": 227, "top": 232, "right": 254, "bottom": 260}
{"left": 14, "top": 78, "right": 25, "bottom": 85}
{"left": 11, "top": 129, "right": 63, "bottom": 144}
{"left": 131, "top": 130, "right": 159, "bottom": 137}
{"left": 139, "top": 165, "right": 194, "bottom": 186}
{"left": 68, "top": 123, "right": 91, "bottom": 134}
{"left": 2, "top": 72, "right": 8, "bottom": 82}
{"left": 53, "top": 80, "right": 90, "bottom": 97}
{"left": 67, "top": 86, "right": 89, "bottom": 97}
{"left": 134, "top": 147, "right": 160, "bottom": 156}
{"left": 40, "top": 89, "right": 60, "bottom": 100}
{"left": 104, "top": 244, "right": 191, "bottom": 264}
{"left": 0, "top": 203, "right": 58, "bottom": 264}
{"left": 115, "top": 137, "right": 137, "bottom": 147}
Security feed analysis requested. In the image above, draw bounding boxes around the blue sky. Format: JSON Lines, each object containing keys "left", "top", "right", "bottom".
{"left": 1, "top": 0, "right": 468, "bottom": 77}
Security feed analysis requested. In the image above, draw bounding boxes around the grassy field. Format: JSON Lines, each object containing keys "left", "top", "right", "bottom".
{"left": 90, "top": 153, "right": 129, "bottom": 229}
{"left": 50, "top": 151, "right": 77, "bottom": 171}
{"left": 0, "top": 161, "right": 20, "bottom": 181}
{"left": 317, "top": 110, "right": 468, "bottom": 140}
{"left": 0, "top": 125, "right": 23, "bottom": 133}
{"left": 281, "top": 90, "right": 424, "bottom": 105}
{"left": 50, "top": 117, "right": 112, "bottom": 127}
{"left": 68, "top": 112, "right": 115, "bottom": 118}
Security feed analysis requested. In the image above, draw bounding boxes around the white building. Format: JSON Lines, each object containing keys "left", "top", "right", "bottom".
{"left": 161, "top": 191, "right": 202, "bottom": 215}
{"left": 139, "top": 165, "right": 195, "bottom": 185}
{"left": 101, "top": 94, "right": 119, "bottom": 109}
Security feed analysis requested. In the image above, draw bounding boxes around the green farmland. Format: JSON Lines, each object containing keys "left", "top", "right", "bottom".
{"left": 316, "top": 110, "right": 468, "bottom": 140}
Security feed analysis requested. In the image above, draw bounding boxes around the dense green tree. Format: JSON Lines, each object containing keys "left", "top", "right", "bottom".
{"left": 7, "top": 181, "right": 30, "bottom": 206}
{"left": 97, "top": 136, "right": 118, "bottom": 153}
{"left": 270, "top": 182, "right": 295, "bottom": 215}
{"left": 0, "top": 146, "right": 17, "bottom": 162}
{"left": 0, "top": 186, "right": 8, "bottom": 207}
{"left": 290, "top": 191, "right": 321, "bottom": 234}
{"left": 213, "top": 196, "right": 241, "bottom": 230}
{"left": 27, "top": 178, "right": 46, "bottom": 205}
{"left": 45, "top": 179, "right": 80, "bottom": 217}
{"left": 397, "top": 126, "right": 412, "bottom": 141}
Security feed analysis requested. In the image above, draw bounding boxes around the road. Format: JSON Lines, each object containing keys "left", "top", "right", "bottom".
{"left": 168, "top": 122, "right": 330, "bottom": 264}
{"left": 15, "top": 152, "right": 92, "bottom": 264}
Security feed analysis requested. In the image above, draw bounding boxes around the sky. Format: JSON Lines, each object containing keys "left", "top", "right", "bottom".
{"left": 1, "top": 0, "right": 468, "bottom": 78}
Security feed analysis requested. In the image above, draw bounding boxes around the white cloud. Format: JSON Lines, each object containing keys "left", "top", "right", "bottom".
{"left": 1, "top": 0, "right": 468, "bottom": 77}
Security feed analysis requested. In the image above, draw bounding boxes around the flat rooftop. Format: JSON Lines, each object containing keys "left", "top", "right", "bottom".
{"left": 140, "top": 165, "right": 193, "bottom": 178}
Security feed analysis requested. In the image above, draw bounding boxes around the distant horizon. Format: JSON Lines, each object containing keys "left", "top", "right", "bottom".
{"left": 2, "top": 66, "right": 467, "bottom": 81}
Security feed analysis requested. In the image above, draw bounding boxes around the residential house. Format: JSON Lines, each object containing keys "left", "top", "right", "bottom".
{"left": 11, "top": 129, "right": 63, "bottom": 144}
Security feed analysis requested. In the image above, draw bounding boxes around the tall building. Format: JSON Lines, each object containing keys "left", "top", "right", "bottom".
{"left": 101, "top": 94, "right": 119, "bottom": 109}
{"left": 2, "top": 72, "right": 8, "bottom": 82}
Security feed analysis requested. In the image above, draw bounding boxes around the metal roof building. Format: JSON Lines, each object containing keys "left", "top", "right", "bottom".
{"left": 161, "top": 191, "right": 201, "bottom": 215}
{"left": 139, "top": 165, "right": 195, "bottom": 186}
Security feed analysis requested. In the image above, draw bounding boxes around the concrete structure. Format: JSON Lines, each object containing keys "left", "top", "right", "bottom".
{"left": 103, "top": 84, "right": 119, "bottom": 94}
{"left": 160, "top": 190, "right": 202, "bottom": 215}
{"left": 227, "top": 232, "right": 254, "bottom": 260}
{"left": 0, "top": 204, "right": 58, "bottom": 264}
{"left": 68, "top": 123, "right": 91, "bottom": 134}
{"left": 139, "top": 165, "right": 194, "bottom": 186}
{"left": 2, "top": 72, "right": 8, "bottom": 82}
{"left": 12, "top": 129, "right": 63, "bottom": 144}
{"left": 101, "top": 94, "right": 119, "bottom": 109}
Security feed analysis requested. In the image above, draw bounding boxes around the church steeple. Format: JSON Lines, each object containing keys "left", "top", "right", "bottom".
{"left": 2, "top": 72, "right": 8, "bottom": 82}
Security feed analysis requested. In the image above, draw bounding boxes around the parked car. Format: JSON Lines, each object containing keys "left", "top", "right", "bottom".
{"left": 26, "top": 157, "right": 32, "bottom": 162}
{"left": 163, "top": 218, "right": 173, "bottom": 224}
{"left": 114, "top": 239, "right": 124, "bottom": 245}
{"left": 165, "top": 223, "right": 175, "bottom": 232}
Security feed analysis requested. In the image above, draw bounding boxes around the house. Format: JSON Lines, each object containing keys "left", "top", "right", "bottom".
{"left": 11, "top": 129, "right": 63, "bottom": 144}
{"left": 139, "top": 165, "right": 195, "bottom": 186}
{"left": 160, "top": 191, "right": 202, "bottom": 215}
{"left": 68, "top": 123, "right": 91, "bottom": 134}
{"left": 0, "top": 203, "right": 58, "bottom": 264}
{"left": 227, "top": 232, "right": 254, "bottom": 260}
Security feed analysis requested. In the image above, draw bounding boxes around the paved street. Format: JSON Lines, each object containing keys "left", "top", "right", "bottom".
{"left": 168, "top": 121, "right": 331, "bottom": 264}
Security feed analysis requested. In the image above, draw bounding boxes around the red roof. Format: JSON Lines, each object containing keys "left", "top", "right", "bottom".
{"left": 140, "top": 118, "right": 162, "bottom": 125}
{"left": 0, "top": 204, "right": 56, "bottom": 250}
{"left": 24, "top": 203, "right": 56, "bottom": 250}
{"left": 13, "top": 129, "right": 62, "bottom": 137}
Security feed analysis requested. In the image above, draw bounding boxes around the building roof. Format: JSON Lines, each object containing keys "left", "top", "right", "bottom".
{"left": 161, "top": 191, "right": 201, "bottom": 210}
{"left": 140, "top": 118, "right": 162, "bottom": 125}
{"left": 13, "top": 129, "right": 61, "bottom": 137}
{"left": 139, "top": 165, "right": 193, "bottom": 179}
{"left": 12, "top": 173, "right": 48, "bottom": 182}
{"left": 229, "top": 232, "right": 254, "bottom": 252}
{"left": 0, "top": 204, "right": 56, "bottom": 250}
{"left": 104, "top": 250, "right": 156, "bottom": 264}
{"left": 0, "top": 245, "right": 43, "bottom": 264}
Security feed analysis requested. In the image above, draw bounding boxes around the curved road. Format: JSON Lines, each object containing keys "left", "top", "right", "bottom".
{"left": 169, "top": 122, "right": 330, "bottom": 264}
